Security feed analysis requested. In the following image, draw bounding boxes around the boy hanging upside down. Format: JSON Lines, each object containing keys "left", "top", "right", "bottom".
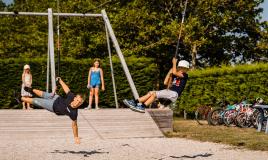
{"left": 15, "top": 77, "right": 84, "bottom": 144}
{"left": 123, "top": 58, "right": 189, "bottom": 113}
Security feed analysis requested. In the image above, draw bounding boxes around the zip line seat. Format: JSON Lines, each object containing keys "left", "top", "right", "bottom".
{"left": 158, "top": 98, "right": 176, "bottom": 109}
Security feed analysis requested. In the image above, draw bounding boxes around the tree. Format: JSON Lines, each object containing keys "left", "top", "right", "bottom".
{"left": 256, "top": 21, "right": 268, "bottom": 61}
{"left": 0, "top": 0, "right": 5, "bottom": 10}
{"left": 0, "top": 0, "right": 266, "bottom": 66}
{"left": 177, "top": 0, "right": 267, "bottom": 67}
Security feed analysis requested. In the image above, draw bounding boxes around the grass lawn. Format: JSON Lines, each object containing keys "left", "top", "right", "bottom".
{"left": 165, "top": 118, "right": 268, "bottom": 151}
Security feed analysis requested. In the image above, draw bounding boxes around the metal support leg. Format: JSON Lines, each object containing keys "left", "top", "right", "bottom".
{"left": 257, "top": 109, "right": 264, "bottom": 132}
{"left": 48, "top": 8, "right": 56, "bottom": 92}
{"left": 265, "top": 109, "right": 268, "bottom": 134}
{"left": 46, "top": 37, "right": 50, "bottom": 92}
{"left": 101, "top": 9, "right": 139, "bottom": 100}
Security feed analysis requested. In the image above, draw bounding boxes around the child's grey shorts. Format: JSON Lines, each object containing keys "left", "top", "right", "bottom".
{"left": 32, "top": 92, "right": 59, "bottom": 112}
{"left": 156, "top": 89, "right": 178, "bottom": 102}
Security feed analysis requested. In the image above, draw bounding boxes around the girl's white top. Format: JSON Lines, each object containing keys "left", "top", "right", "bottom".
{"left": 24, "top": 74, "right": 31, "bottom": 85}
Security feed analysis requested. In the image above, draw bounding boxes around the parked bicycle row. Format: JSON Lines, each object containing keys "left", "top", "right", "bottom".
{"left": 195, "top": 97, "right": 268, "bottom": 129}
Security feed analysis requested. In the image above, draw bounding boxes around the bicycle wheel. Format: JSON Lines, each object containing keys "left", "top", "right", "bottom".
{"left": 223, "top": 109, "right": 238, "bottom": 127}
{"left": 236, "top": 113, "right": 251, "bottom": 128}
{"left": 251, "top": 109, "right": 260, "bottom": 129}
{"left": 208, "top": 108, "right": 224, "bottom": 126}
{"left": 195, "top": 106, "right": 211, "bottom": 125}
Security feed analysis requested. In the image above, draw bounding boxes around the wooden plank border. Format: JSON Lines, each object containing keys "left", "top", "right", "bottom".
{"left": 147, "top": 109, "right": 173, "bottom": 132}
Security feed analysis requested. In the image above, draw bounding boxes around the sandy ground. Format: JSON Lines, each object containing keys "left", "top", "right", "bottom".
{"left": 1, "top": 136, "right": 268, "bottom": 160}
{"left": 1, "top": 110, "right": 268, "bottom": 160}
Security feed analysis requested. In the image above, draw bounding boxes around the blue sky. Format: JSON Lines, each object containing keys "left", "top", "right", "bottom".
{"left": 260, "top": 0, "right": 268, "bottom": 21}
{"left": 2, "top": 0, "right": 268, "bottom": 21}
{"left": 3, "top": 0, "right": 12, "bottom": 5}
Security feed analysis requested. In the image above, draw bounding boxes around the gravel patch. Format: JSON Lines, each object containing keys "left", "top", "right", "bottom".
{"left": 1, "top": 136, "right": 268, "bottom": 160}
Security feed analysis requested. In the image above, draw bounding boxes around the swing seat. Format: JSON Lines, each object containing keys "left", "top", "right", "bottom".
{"left": 158, "top": 98, "right": 173, "bottom": 106}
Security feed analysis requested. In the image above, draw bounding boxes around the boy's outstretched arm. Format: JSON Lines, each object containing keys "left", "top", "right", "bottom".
{"left": 172, "top": 58, "right": 184, "bottom": 78}
{"left": 164, "top": 69, "right": 172, "bottom": 86}
{"left": 72, "top": 120, "right": 80, "bottom": 144}
{"left": 56, "top": 77, "right": 70, "bottom": 94}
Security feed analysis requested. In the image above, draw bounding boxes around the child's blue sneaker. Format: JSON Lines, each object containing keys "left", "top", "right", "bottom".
{"left": 123, "top": 99, "right": 137, "bottom": 108}
{"left": 129, "top": 103, "right": 145, "bottom": 113}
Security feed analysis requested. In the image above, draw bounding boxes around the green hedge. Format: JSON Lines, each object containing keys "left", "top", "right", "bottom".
{"left": 177, "top": 63, "right": 268, "bottom": 113}
{"left": 1, "top": 58, "right": 267, "bottom": 112}
{"left": 0, "top": 57, "right": 157, "bottom": 109}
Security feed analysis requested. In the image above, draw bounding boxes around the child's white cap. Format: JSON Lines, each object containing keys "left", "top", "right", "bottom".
{"left": 24, "top": 64, "right": 30, "bottom": 70}
{"left": 177, "top": 60, "right": 190, "bottom": 69}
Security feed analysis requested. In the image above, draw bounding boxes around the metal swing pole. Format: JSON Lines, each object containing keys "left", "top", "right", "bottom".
{"left": 174, "top": 0, "right": 188, "bottom": 58}
{"left": 105, "top": 24, "right": 119, "bottom": 109}
{"left": 56, "top": 0, "right": 60, "bottom": 77}
{"left": 0, "top": 11, "right": 102, "bottom": 17}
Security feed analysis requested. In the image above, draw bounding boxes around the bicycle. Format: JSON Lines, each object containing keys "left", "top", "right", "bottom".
{"left": 222, "top": 106, "right": 239, "bottom": 127}
{"left": 207, "top": 97, "right": 229, "bottom": 126}
{"left": 195, "top": 105, "right": 212, "bottom": 125}
{"left": 235, "top": 104, "right": 259, "bottom": 128}
{"left": 194, "top": 97, "right": 229, "bottom": 126}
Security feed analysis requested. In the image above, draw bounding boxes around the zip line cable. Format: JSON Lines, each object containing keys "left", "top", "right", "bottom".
{"left": 174, "top": 0, "right": 188, "bottom": 59}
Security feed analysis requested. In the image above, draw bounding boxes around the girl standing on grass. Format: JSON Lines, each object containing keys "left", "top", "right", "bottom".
{"left": 21, "top": 64, "right": 33, "bottom": 110}
{"left": 85, "top": 59, "right": 105, "bottom": 110}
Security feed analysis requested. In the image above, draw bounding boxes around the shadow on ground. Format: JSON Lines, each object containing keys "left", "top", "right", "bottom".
{"left": 158, "top": 153, "right": 213, "bottom": 160}
{"left": 169, "top": 153, "right": 213, "bottom": 159}
{"left": 50, "top": 149, "right": 109, "bottom": 157}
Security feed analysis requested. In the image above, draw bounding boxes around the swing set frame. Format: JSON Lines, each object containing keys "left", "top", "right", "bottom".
{"left": 0, "top": 8, "right": 140, "bottom": 108}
